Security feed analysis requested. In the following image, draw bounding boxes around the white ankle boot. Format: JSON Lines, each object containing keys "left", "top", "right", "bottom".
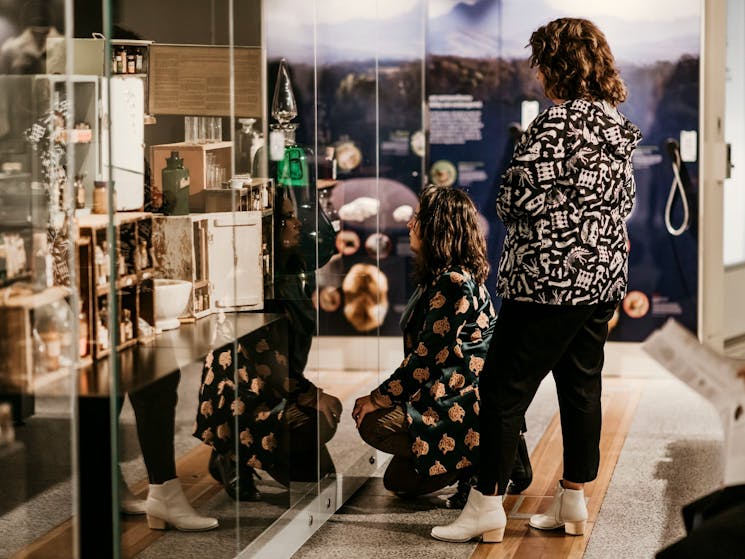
{"left": 431, "top": 488, "right": 506, "bottom": 543}
{"left": 145, "top": 478, "right": 219, "bottom": 531}
{"left": 529, "top": 480, "right": 587, "bottom": 535}
{"left": 118, "top": 467, "right": 146, "bottom": 515}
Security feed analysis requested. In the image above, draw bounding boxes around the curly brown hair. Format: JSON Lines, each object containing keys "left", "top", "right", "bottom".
{"left": 413, "top": 185, "right": 489, "bottom": 285}
{"left": 529, "top": 18, "right": 627, "bottom": 106}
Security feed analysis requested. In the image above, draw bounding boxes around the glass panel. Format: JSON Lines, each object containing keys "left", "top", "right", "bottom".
{"left": 724, "top": 0, "right": 745, "bottom": 266}
{"left": 0, "top": 1, "right": 80, "bottom": 557}
{"left": 265, "top": 1, "right": 427, "bottom": 543}
{"left": 1, "top": 0, "right": 427, "bottom": 555}
{"left": 97, "top": 1, "right": 290, "bottom": 557}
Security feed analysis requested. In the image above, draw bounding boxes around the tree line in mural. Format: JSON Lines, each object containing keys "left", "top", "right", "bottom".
{"left": 272, "top": 53, "right": 699, "bottom": 339}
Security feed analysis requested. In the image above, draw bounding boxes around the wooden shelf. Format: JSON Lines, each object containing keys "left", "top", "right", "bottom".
{"left": 77, "top": 213, "right": 155, "bottom": 361}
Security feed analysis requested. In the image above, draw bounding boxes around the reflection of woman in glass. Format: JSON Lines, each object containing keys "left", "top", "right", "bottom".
{"left": 352, "top": 185, "right": 494, "bottom": 497}
{"left": 196, "top": 188, "right": 343, "bottom": 499}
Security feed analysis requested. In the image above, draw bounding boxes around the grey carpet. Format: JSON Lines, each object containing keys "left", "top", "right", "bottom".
{"left": 136, "top": 479, "right": 292, "bottom": 559}
{"left": 585, "top": 377, "right": 722, "bottom": 559}
{"left": 291, "top": 477, "right": 479, "bottom": 559}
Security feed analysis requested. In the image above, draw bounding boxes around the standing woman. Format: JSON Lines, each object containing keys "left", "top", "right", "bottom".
{"left": 432, "top": 18, "right": 641, "bottom": 543}
{"left": 352, "top": 185, "right": 495, "bottom": 498}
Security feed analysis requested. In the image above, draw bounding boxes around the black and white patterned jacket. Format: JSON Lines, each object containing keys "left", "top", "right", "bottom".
{"left": 496, "top": 99, "right": 642, "bottom": 305}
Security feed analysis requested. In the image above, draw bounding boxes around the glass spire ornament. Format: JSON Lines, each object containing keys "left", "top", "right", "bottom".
{"left": 271, "top": 58, "right": 298, "bottom": 126}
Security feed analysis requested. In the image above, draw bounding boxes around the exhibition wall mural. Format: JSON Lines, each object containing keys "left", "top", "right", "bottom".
{"left": 266, "top": 0, "right": 700, "bottom": 341}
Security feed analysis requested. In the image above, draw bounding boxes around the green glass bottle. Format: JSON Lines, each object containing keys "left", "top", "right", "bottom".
{"left": 162, "top": 151, "right": 190, "bottom": 215}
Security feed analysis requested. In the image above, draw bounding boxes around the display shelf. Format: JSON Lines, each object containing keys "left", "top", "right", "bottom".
{"left": 76, "top": 212, "right": 155, "bottom": 360}
{"left": 31, "top": 75, "right": 101, "bottom": 207}
{"left": 0, "top": 285, "right": 71, "bottom": 423}
{"left": 153, "top": 211, "right": 266, "bottom": 321}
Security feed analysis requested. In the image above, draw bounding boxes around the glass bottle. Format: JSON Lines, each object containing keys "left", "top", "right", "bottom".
{"left": 92, "top": 180, "right": 108, "bottom": 214}
{"left": 34, "top": 299, "right": 74, "bottom": 373}
{"left": 270, "top": 59, "right": 336, "bottom": 272}
{"left": 236, "top": 117, "right": 256, "bottom": 175}
{"left": 135, "top": 48, "right": 144, "bottom": 73}
{"left": 79, "top": 309, "right": 88, "bottom": 357}
{"left": 95, "top": 242, "right": 107, "bottom": 285}
{"left": 117, "top": 46, "right": 127, "bottom": 75}
{"left": 271, "top": 59, "right": 298, "bottom": 125}
{"left": 122, "top": 309, "right": 133, "bottom": 343}
{"left": 161, "top": 151, "right": 190, "bottom": 215}
{"left": 97, "top": 302, "right": 109, "bottom": 351}
{"left": 137, "top": 240, "right": 149, "bottom": 270}
{"left": 74, "top": 174, "right": 86, "bottom": 210}
{"left": 262, "top": 242, "right": 270, "bottom": 276}
{"left": 117, "top": 250, "right": 127, "bottom": 277}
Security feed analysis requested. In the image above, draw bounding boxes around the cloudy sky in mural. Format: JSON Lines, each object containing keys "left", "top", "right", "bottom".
{"left": 266, "top": 0, "right": 700, "bottom": 64}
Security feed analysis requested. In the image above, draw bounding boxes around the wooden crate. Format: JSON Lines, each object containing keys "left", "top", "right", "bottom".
{"left": 149, "top": 141, "right": 233, "bottom": 209}
{"left": 77, "top": 212, "right": 155, "bottom": 359}
{"left": 0, "top": 286, "right": 70, "bottom": 392}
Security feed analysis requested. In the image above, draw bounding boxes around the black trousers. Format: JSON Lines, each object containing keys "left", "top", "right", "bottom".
{"left": 119, "top": 371, "right": 180, "bottom": 485}
{"left": 476, "top": 299, "right": 616, "bottom": 496}
{"left": 263, "top": 402, "right": 337, "bottom": 486}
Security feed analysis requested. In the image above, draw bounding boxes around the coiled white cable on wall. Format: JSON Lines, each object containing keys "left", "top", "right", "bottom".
{"left": 665, "top": 140, "right": 690, "bottom": 236}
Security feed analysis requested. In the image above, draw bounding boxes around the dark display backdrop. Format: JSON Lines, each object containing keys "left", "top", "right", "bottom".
{"left": 265, "top": 3, "right": 426, "bottom": 336}
{"left": 266, "top": 0, "right": 701, "bottom": 341}
{"left": 427, "top": 0, "right": 701, "bottom": 342}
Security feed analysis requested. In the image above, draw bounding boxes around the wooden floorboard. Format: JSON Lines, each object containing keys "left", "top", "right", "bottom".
{"left": 470, "top": 378, "right": 643, "bottom": 559}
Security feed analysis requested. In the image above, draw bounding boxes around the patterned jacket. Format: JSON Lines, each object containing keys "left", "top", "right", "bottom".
{"left": 496, "top": 99, "right": 642, "bottom": 305}
{"left": 372, "top": 269, "right": 495, "bottom": 477}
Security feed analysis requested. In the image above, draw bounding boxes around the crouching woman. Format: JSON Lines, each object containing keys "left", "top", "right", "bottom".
{"left": 352, "top": 185, "right": 494, "bottom": 497}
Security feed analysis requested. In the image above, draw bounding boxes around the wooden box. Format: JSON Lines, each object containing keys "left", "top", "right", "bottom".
{"left": 149, "top": 141, "right": 233, "bottom": 210}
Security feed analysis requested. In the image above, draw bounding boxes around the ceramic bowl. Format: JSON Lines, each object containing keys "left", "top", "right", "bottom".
{"left": 154, "top": 279, "right": 192, "bottom": 330}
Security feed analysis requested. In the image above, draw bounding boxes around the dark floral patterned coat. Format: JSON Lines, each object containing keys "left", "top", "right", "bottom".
{"left": 192, "top": 320, "right": 300, "bottom": 471}
{"left": 372, "top": 268, "right": 495, "bottom": 478}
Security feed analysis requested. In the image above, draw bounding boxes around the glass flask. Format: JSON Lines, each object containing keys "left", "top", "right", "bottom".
{"left": 236, "top": 118, "right": 256, "bottom": 175}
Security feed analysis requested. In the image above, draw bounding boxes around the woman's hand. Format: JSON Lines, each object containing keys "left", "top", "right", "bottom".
{"left": 317, "top": 391, "right": 343, "bottom": 427}
{"left": 352, "top": 395, "right": 380, "bottom": 429}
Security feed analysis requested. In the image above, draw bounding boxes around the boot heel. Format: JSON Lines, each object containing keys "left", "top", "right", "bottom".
{"left": 564, "top": 520, "right": 585, "bottom": 536}
{"left": 482, "top": 527, "right": 505, "bottom": 543}
{"left": 147, "top": 515, "right": 168, "bottom": 530}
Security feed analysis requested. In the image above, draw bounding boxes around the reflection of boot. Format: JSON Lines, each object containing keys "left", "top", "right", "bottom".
{"left": 506, "top": 433, "right": 533, "bottom": 494}
{"left": 118, "top": 466, "right": 146, "bottom": 515}
{"left": 209, "top": 451, "right": 261, "bottom": 502}
{"left": 145, "top": 478, "right": 218, "bottom": 531}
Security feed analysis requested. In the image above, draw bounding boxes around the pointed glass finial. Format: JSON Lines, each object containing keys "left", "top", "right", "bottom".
{"left": 271, "top": 58, "right": 298, "bottom": 125}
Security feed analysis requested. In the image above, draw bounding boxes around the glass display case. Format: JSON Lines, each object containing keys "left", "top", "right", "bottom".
{"left": 0, "top": 1, "right": 426, "bottom": 557}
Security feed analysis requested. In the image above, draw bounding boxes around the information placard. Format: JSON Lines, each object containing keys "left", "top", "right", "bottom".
{"left": 149, "top": 44, "right": 262, "bottom": 117}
